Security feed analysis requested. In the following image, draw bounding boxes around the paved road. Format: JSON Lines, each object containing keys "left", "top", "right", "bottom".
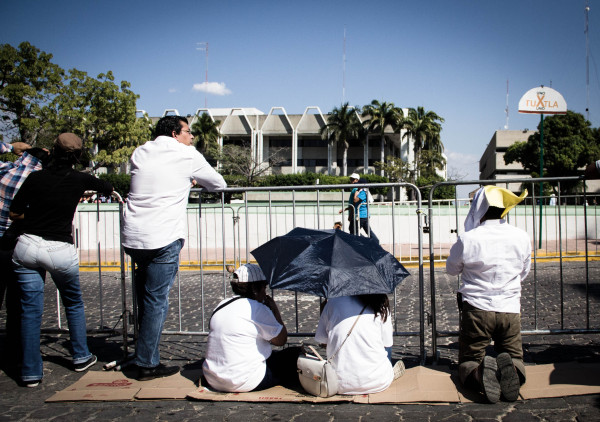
{"left": 1, "top": 261, "right": 600, "bottom": 421}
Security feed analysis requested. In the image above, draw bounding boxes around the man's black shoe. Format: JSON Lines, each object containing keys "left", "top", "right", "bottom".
{"left": 136, "top": 364, "right": 180, "bottom": 381}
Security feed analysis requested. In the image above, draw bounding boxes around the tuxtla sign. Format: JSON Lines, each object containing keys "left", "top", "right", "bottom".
{"left": 518, "top": 86, "right": 567, "bottom": 114}
{"left": 518, "top": 85, "right": 567, "bottom": 248}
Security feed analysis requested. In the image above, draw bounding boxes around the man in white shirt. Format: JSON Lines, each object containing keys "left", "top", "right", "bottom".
{"left": 446, "top": 186, "right": 530, "bottom": 404}
{"left": 122, "top": 116, "right": 226, "bottom": 381}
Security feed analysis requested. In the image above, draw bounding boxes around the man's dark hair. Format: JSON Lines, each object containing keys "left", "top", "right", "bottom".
{"left": 483, "top": 206, "right": 505, "bottom": 220}
{"left": 48, "top": 145, "right": 82, "bottom": 168}
{"left": 230, "top": 281, "right": 268, "bottom": 300}
{"left": 153, "top": 116, "right": 188, "bottom": 139}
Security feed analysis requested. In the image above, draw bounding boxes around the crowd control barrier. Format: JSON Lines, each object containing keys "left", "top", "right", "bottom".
{"left": 427, "top": 176, "right": 600, "bottom": 362}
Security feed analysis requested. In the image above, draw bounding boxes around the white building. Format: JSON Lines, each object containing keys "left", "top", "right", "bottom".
{"left": 153, "top": 106, "right": 447, "bottom": 179}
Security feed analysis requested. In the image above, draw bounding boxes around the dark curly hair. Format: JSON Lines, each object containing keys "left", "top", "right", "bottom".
{"left": 230, "top": 281, "right": 268, "bottom": 300}
{"left": 153, "top": 115, "right": 188, "bottom": 139}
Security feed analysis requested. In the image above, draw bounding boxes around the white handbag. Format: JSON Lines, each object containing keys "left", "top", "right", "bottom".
{"left": 297, "top": 306, "right": 366, "bottom": 397}
{"left": 297, "top": 345, "right": 339, "bottom": 397}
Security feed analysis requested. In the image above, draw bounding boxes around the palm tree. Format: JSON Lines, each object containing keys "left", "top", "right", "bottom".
{"left": 320, "top": 102, "right": 362, "bottom": 176}
{"left": 191, "top": 112, "right": 221, "bottom": 164}
{"left": 403, "top": 106, "right": 444, "bottom": 179}
{"left": 361, "top": 100, "right": 403, "bottom": 176}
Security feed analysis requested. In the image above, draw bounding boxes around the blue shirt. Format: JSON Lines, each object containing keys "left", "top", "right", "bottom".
{"left": 348, "top": 188, "right": 369, "bottom": 219}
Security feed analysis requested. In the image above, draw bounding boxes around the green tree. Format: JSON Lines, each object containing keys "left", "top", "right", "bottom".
{"left": 374, "top": 155, "right": 412, "bottom": 182}
{"left": 192, "top": 112, "right": 221, "bottom": 164}
{"left": 416, "top": 173, "right": 455, "bottom": 201}
{"left": 0, "top": 42, "right": 64, "bottom": 143}
{"left": 42, "top": 69, "right": 150, "bottom": 171}
{"left": 362, "top": 100, "right": 403, "bottom": 176}
{"left": 504, "top": 110, "right": 600, "bottom": 194}
{"left": 217, "top": 142, "right": 289, "bottom": 186}
{"left": 403, "top": 106, "right": 445, "bottom": 180}
{"left": 320, "top": 102, "right": 362, "bottom": 176}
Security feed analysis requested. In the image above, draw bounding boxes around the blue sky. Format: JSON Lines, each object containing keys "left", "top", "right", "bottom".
{"left": 2, "top": 0, "right": 599, "bottom": 191}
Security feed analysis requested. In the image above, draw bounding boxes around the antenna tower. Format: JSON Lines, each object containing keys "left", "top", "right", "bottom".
{"left": 342, "top": 26, "right": 346, "bottom": 104}
{"left": 585, "top": 1, "right": 591, "bottom": 120}
{"left": 504, "top": 79, "right": 509, "bottom": 129}
{"left": 196, "top": 42, "right": 209, "bottom": 108}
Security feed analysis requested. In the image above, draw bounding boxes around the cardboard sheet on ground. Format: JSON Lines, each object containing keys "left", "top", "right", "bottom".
{"left": 47, "top": 363, "right": 600, "bottom": 403}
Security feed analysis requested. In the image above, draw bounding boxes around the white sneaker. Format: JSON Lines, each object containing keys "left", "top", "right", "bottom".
{"left": 393, "top": 359, "right": 406, "bottom": 380}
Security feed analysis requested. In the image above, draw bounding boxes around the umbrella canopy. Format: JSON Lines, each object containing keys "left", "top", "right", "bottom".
{"left": 251, "top": 227, "right": 410, "bottom": 298}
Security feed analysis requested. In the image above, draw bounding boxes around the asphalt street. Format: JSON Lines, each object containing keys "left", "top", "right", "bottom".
{"left": 1, "top": 261, "right": 600, "bottom": 421}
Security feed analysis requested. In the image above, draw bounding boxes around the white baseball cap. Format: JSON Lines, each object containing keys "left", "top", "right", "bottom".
{"left": 350, "top": 173, "right": 360, "bottom": 180}
{"left": 233, "top": 264, "right": 266, "bottom": 283}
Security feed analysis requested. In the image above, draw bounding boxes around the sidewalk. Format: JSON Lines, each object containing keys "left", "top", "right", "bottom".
{"left": 1, "top": 262, "right": 600, "bottom": 420}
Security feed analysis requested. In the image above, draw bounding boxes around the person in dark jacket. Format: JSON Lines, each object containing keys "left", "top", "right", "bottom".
{"left": 9, "top": 133, "right": 113, "bottom": 387}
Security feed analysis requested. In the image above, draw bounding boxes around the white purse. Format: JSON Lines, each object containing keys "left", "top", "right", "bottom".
{"left": 297, "top": 345, "right": 339, "bottom": 397}
{"left": 297, "top": 306, "right": 366, "bottom": 397}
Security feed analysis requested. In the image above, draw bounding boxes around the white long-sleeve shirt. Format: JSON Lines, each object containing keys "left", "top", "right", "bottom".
{"left": 122, "top": 135, "right": 226, "bottom": 250}
{"left": 446, "top": 219, "right": 531, "bottom": 313}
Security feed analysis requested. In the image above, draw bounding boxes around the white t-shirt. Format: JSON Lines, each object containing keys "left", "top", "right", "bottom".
{"left": 202, "top": 296, "right": 283, "bottom": 392}
{"left": 122, "top": 135, "right": 226, "bottom": 250}
{"left": 446, "top": 219, "right": 531, "bottom": 313}
{"left": 315, "top": 296, "right": 394, "bottom": 395}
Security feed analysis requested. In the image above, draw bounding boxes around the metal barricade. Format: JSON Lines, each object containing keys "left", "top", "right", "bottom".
{"left": 427, "top": 177, "right": 600, "bottom": 362}
{"left": 118, "top": 182, "right": 428, "bottom": 363}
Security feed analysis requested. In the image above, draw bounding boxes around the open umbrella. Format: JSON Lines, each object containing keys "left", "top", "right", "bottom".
{"left": 251, "top": 227, "right": 410, "bottom": 298}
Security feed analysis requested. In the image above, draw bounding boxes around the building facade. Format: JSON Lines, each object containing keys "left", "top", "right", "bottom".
{"left": 152, "top": 106, "right": 438, "bottom": 178}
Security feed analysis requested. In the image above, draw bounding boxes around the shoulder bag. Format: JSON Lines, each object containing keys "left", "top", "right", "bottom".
{"left": 297, "top": 305, "right": 366, "bottom": 397}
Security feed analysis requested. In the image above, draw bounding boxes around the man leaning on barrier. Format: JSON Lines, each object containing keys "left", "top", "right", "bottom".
{"left": 121, "top": 115, "right": 226, "bottom": 381}
{"left": 446, "top": 186, "right": 530, "bottom": 403}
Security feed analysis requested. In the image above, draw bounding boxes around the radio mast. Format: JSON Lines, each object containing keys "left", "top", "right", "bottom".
{"left": 196, "top": 42, "right": 209, "bottom": 108}
{"left": 504, "top": 79, "right": 509, "bottom": 129}
{"left": 585, "top": 1, "right": 590, "bottom": 120}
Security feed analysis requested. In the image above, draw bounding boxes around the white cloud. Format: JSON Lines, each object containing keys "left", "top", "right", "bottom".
{"left": 192, "top": 81, "right": 232, "bottom": 96}
{"left": 168, "top": 88, "right": 177, "bottom": 93}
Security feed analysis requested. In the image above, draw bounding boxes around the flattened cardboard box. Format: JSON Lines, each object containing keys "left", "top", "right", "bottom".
{"left": 519, "top": 362, "right": 600, "bottom": 400}
{"left": 46, "top": 370, "right": 202, "bottom": 402}
{"left": 47, "top": 363, "right": 600, "bottom": 403}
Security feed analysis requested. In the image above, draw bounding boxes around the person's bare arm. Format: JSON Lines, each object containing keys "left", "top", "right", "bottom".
{"left": 10, "top": 142, "right": 31, "bottom": 156}
{"left": 263, "top": 295, "right": 288, "bottom": 346}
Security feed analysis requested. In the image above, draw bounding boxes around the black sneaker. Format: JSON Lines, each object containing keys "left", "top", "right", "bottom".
{"left": 136, "top": 364, "right": 180, "bottom": 381}
{"left": 23, "top": 379, "right": 41, "bottom": 388}
{"left": 497, "top": 352, "right": 520, "bottom": 402}
{"left": 480, "top": 355, "right": 501, "bottom": 404}
{"left": 74, "top": 355, "right": 98, "bottom": 372}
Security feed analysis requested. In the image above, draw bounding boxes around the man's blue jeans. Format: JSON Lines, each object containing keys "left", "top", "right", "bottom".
{"left": 12, "top": 234, "right": 92, "bottom": 382}
{"left": 124, "top": 239, "right": 183, "bottom": 368}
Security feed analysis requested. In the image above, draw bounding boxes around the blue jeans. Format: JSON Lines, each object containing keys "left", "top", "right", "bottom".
{"left": 124, "top": 239, "right": 183, "bottom": 368}
{"left": 12, "top": 234, "right": 92, "bottom": 382}
{"left": 349, "top": 217, "right": 379, "bottom": 244}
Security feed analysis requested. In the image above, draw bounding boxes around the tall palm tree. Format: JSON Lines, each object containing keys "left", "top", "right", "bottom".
{"left": 320, "top": 102, "right": 362, "bottom": 176}
{"left": 361, "top": 100, "right": 403, "bottom": 176}
{"left": 403, "top": 106, "right": 444, "bottom": 179}
{"left": 192, "top": 112, "right": 221, "bottom": 164}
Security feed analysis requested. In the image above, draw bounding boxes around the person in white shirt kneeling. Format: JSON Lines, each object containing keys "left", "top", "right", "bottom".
{"left": 446, "top": 186, "right": 530, "bottom": 404}
{"left": 202, "top": 264, "right": 301, "bottom": 392}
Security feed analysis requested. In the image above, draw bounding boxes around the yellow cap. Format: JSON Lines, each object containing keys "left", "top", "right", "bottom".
{"left": 483, "top": 186, "right": 528, "bottom": 218}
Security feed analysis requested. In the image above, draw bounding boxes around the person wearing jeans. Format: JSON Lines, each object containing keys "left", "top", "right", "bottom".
{"left": 121, "top": 116, "right": 226, "bottom": 381}
{"left": 13, "top": 234, "right": 92, "bottom": 383}
{"left": 124, "top": 239, "right": 183, "bottom": 368}
{"left": 9, "top": 133, "right": 113, "bottom": 387}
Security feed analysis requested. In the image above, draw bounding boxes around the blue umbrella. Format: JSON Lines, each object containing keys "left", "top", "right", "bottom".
{"left": 250, "top": 227, "right": 410, "bottom": 298}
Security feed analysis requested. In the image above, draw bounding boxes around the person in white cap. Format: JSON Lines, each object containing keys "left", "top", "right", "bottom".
{"left": 202, "top": 264, "right": 300, "bottom": 392}
{"left": 446, "top": 186, "right": 530, "bottom": 403}
{"left": 338, "top": 173, "right": 379, "bottom": 243}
